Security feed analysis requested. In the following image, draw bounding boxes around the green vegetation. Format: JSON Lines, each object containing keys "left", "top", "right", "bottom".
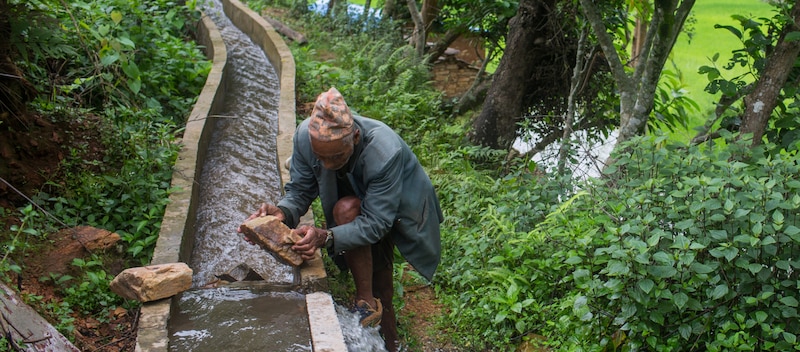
{"left": 277, "top": 2, "right": 800, "bottom": 351}
{"left": 0, "top": 0, "right": 210, "bottom": 340}
{"left": 2, "top": 0, "right": 798, "bottom": 351}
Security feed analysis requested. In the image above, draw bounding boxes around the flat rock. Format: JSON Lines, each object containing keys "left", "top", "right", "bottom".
{"left": 109, "top": 263, "right": 192, "bottom": 302}
{"left": 240, "top": 215, "right": 304, "bottom": 266}
{"left": 43, "top": 226, "right": 121, "bottom": 275}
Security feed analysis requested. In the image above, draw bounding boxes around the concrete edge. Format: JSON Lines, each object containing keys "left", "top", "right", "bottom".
{"left": 306, "top": 292, "right": 348, "bottom": 352}
{"left": 135, "top": 11, "right": 228, "bottom": 352}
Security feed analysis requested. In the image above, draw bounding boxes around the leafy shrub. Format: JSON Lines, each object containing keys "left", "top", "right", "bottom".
{"left": 437, "top": 134, "right": 800, "bottom": 351}
{"left": 547, "top": 134, "right": 800, "bottom": 350}
{"left": 434, "top": 161, "right": 570, "bottom": 350}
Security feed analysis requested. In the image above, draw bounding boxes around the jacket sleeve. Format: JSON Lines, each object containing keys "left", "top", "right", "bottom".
{"left": 277, "top": 125, "right": 319, "bottom": 228}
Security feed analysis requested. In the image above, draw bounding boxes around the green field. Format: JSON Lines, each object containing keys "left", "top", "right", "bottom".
{"left": 669, "top": 0, "right": 773, "bottom": 138}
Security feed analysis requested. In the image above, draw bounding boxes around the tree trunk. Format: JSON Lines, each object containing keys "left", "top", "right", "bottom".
{"left": 0, "top": 0, "right": 36, "bottom": 124}
{"left": 326, "top": 0, "right": 335, "bottom": 17}
{"left": 580, "top": 0, "right": 695, "bottom": 148}
{"left": 630, "top": 17, "right": 648, "bottom": 68}
{"left": 361, "top": 0, "right": 372, "bottom": 23}
{"left": 468, "top": 0, "right": 553, "bottom": 150}
{"left": 406, "top": 0, "right": 426, "bottom": 57}
{"left": 739, "top": 0, "right": 800, "bottom": 146}
{"left": 421, "top": 0, "right": 439, "bottom": 31}
{"left": 382, "top": 0, "right": 397, "bottom": 21}
{"left": 557, "top": 27, "right": 591, "bottom": 174}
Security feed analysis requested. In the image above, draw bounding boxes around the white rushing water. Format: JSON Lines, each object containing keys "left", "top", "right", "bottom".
{"left": 190, "top": 0, "right": 292, "bottom": 288}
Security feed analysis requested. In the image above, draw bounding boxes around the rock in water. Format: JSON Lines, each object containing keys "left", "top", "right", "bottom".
{"left": 240, "top": 215, "right": 304, "bottom": 266}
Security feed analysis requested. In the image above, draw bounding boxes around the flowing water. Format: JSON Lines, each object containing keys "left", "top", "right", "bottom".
{"left": 190, "top": 0, "right": 290, "bottom": 289}
{"left": 169, "top": 284, "right": 310, "bottom": 351}
{"left": 169, "top": 1, "right": 387, "bottom": 350}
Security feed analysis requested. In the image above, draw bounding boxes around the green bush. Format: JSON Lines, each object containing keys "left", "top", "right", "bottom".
{"left": 436, "top": 134, "right": 800, "bottom": 351}
{"left": 548, "top": 135, "right": 799, "bottom": 350}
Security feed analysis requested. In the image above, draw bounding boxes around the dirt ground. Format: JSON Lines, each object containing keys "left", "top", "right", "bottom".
{"left": 0, "top": 110, "right": 451, "bottom": 351}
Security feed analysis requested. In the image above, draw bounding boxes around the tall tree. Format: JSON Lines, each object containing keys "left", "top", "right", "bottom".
{"left": 468, "top": 0, "right": 558, "bottom": 150}
{"left": 580, "top": 0, "right": 695, "bottom": 147}
{"left": 0, "top": 0, "right": 38, "bottom": 125}
{"left": 692, "top": 0, "right": 800, "bottom": 150}
{"left": 739, "top": 0, "right": 800, "bottom": 146}
{"left": 407, "top": 0, "right": 426, "bottom": 57}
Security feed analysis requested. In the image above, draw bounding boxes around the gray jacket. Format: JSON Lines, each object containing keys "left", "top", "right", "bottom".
{"left": 277, "top": 115, "right": 443, "bottom": 281}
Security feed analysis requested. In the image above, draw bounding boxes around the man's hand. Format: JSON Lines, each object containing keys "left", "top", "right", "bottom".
{"left": 237, "top": 203, "right": 285, "bottom": 239}
{"left": 291, "top": 225, "right": 327, "bottom": 260}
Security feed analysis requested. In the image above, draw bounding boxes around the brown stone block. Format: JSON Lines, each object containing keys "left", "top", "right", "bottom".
{"left": 110, "top": 263, "right": 192, "bottom": 302}
{"left": 239, "top": 215, "right": 304, "bottom": 266}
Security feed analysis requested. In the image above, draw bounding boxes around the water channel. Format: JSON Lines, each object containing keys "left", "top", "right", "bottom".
{"left": 167, "top": 1, "right": 310, "bottom": 350}
{"left": 165, "top": 1, "right": 386, "bottom": 350}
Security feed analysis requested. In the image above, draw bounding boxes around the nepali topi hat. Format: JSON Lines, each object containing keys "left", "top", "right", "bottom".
{"left": 308, "top": 87, "right": 354, "bottom": 142}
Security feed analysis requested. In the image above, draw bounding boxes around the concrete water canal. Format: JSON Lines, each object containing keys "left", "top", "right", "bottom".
{"left": 134, "top": 1, "right": 347, "bottom": 350}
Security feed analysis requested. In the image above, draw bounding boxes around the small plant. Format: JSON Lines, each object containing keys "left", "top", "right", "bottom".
{"left": 1, "top": 205, "right": 43, "bottom": 282}
{"left": 58, "top": 255, "right": 121, "bottom": 319}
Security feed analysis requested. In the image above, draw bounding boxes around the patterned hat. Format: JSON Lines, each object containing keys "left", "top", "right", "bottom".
{"left": 308, "top": 87, "right": 354, "bottom": 142}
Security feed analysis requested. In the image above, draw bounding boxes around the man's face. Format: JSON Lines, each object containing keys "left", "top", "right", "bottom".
{"left": 311, "top": 134, "right": 354, "bottom": 170}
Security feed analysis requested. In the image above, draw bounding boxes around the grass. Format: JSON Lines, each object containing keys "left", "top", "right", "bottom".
{"left": 668, "top": 0, "right": 773, "bottom": 139}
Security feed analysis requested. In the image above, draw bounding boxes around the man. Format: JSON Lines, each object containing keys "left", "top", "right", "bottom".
{"left": 240, "top": 87, "right": 443, "bottom": 352}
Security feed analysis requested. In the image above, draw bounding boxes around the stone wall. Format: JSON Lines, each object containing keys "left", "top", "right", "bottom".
{"left": 431, "top": 54, "right": 481, "bottom": 98}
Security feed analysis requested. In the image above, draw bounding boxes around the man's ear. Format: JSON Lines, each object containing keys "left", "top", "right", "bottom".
{"left": 352, "top": 129, "right": 361, "bottom": 145}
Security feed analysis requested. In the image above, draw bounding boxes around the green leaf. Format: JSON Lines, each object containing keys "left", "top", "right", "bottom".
{"left": 709, "top": 213, "right": 726, "bottom": 222}
{"left": 127, "top": 78, "right": 142, "bottom": 94}
{"left": 711, "top": 284, "right": 729, "bottom": 300}
{"left": 564, "top": 256, "right": 582, "bottom": 265}
{"left": 675, "top": 219, "right": 694, "bottom": 230}
{"left": 754, "top": 311, "right": 767, "bottom": 323}
{"left": 748, "top": 263, "right": 763, "bottom": 274}
{"left": 638, "top": 279, "right": 655, "bottom": 294}
{"left": 493, "top": 311, "right": 508, "bottom": 323}
{"left": 678, "top": 324, "right": 692, "bottom": 340}
{"left": 648, "top": 265, "right": 677, "bottom": 278}
{"left": 783, "top": 332, "right": 797, "bottom": 345}
{"left": 784, "top": 31, "right": 800, "bottom": 42}
{"left": 606, "top": 260, "right": 630, "bottom": 276}
{"left": 690, "top": 262, "right": 715, "bottom": 274}
{"left": 100, "top": 52, "right": 120, "bottom": 66}
{"left": 511, "top": 302, "right": 522, "bottom": 313}
{"left": 779, "top": 296, "right": 799, "bottom": 307}
{"left": 653, "top": 251, "right": 673, "bottom": 265}
{"left": 117, "top": 36, "right": 136, "bottom": 49}
{"left": 488, "top": 256, "right": 505, "bottom": 264}
{"left": 650, "top": 311, "right": 665, "bottom": 325}
{"left": 785, "top": 225, "right": 800, "bottom": 242}
{"left": 674, "top": 292, "right": 689, "bottom": 310}
{"left": 752, "top": 222, "right": 763, "bottom": 236}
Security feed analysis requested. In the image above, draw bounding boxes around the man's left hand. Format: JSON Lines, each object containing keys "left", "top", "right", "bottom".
{"left": 291, "top": 225, "right": 326, "bottom": 260}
